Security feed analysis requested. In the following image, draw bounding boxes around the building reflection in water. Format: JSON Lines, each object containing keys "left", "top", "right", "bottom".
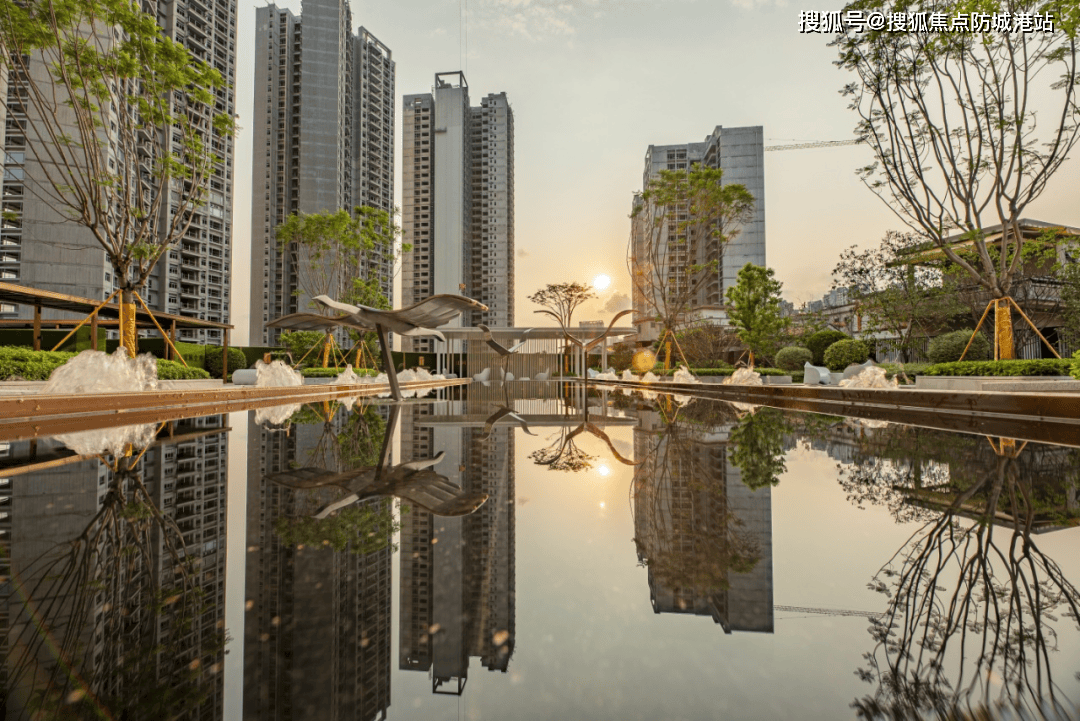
{"left": 244, "top": 404, "right": 393, "bottom": 720}
{"left": 399, "top": 399, "right": 516, "bottom": 696}
{"left": 631, "top": 403, "right": 774, "bottom": 634}
{"left": 0, "top": 417, "right": 228, "bottom": 720}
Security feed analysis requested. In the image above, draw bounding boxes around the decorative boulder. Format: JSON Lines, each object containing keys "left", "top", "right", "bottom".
{"left": 842, "top": 359, "right": 878, "bottom": 380}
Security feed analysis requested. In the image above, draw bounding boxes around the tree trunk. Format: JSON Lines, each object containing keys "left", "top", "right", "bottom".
{"left": 994, "top": 298, "right": 1015, "bottom": 360}
{"left": 120, "top": 289, "right": 138, "bottom": 358}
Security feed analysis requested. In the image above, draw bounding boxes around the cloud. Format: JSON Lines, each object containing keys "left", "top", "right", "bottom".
{"left": 603, "top": 292, "right": 631, "bottom": 313}
{"left": 517, "top": 247, "right": 530, "bottom": 258}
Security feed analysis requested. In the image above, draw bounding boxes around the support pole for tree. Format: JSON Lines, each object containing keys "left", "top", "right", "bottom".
{"left": 959, "top": 299, "right": 994, "bottom": 362}
{"left": 32, "top": 304, "right": 41, "bottom": 351}
{"left": 50, "top": 288, "right": 120, "bottom": 352}
{"left": 120, "top": 289, "right": 138, "bottom": 358}
{"left": 1006, "top": 296, "right": 1061, "bottom": 359}
{"left": 133, "top": 291, "right": 187, "bottom": 367}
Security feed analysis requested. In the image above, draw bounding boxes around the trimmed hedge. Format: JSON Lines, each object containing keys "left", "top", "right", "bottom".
{"left": 823, "top": 339, "right": 870, "bottom": 371}
{"left": 927, "top": 329, "right": 990, "bottom": 364}
{"left": 205, "top": 347, "right": 248, "bottom": 379}
{"left": 0, "top": 347, "right": 76, "bottom": 380}
{"left": 775, "top": 346, "right": 812, "bottom": 371}
{"left": 157, "top": 360, "right": 211, "bottom": 380}
{"left": 920, "top": 359, "right": 1074, "bottom": 377}
{"left": 806, "top": 330, "right": 849, "bottom": 365}
{"left": 1073, "top": 351, "right": 1080, "bottom": 381}
{"left": 0, "top": 347, "right": 209, "bottom": 381}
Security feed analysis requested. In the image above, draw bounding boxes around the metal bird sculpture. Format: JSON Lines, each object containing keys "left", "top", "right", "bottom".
{"left": 478, "top": 324, "right": 531, "bottom": 356}
{"left": 267, "top": 293, "right": 487, "bottom": 400}
{"left": 533, "top": 308, "right": 634, "bottom": 352}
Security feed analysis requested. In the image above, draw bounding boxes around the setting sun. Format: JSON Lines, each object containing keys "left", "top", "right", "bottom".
{"left": 593, "top": 274, "right": 611, "bottom": 291}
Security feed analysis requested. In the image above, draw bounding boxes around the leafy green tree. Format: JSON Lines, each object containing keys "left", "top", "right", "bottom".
{"left": 277, "top": 205, "right": 404, "bottom": 311}
{"left": 833, "top": 0, "right": 1080, "bottom": 358}
{"left": 277, "top": 206, "right": 405, "bottom": 365}
{"left": 629, "top": 165, "right": 755, "bottom": 345}
{"left": 725, "top": 264, "right": 790, "bottom": 366}
{"left": 0, "top": 0, "right": 235, "bottom": 356}
{"left": 1062, "top": 259, "right": 1080, "bottom": 351}
{"left": 833, "top": 231, "right": 965, "bottom": 362}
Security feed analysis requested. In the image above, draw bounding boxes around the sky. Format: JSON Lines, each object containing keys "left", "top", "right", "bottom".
{"left": 228, "top": 0, "right": 1080, "bottom": 345}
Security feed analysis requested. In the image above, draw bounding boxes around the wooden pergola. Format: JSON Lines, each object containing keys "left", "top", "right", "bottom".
{"left": 0, "top": 281, "right": 235, "bottom": 376}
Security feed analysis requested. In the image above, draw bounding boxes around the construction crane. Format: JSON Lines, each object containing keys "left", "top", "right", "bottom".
{"left": 764, "top": 137, "right": 866, "bottom": 152}
{"left": 774, "top": 605, "right": 884, "bottom": 618}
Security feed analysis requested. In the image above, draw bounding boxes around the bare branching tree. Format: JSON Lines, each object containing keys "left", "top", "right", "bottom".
{"left": 5, "top": 455, "right": 225, "bottom": 717}
{"left": 833, "top": 2, "right": 1080, "bottom": 356}
{"left": 527, "top": 282, "right": 596, "bottom": 328}
{"left": 0, "top": 0, "right": 235, "bottom": 355}
{"left": 629, "top": 165, "right": 754, "bottom": 343}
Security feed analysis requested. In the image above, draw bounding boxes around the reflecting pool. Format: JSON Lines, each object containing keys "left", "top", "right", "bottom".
{"left": 2, "top": 384, "right": 1079, "bottom": 719}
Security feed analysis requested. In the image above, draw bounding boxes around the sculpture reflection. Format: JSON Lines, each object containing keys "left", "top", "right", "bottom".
{"left": 851, "top": 438, "right": 1080, "bottom": 718}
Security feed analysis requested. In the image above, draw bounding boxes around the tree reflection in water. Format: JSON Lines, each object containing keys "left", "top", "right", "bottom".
{"left": 5, "top": 450, "right": 225, "bottom": 719}
{"left": 726, "top": 406, "right": 788, "bottom": 491}
{"left": 850, "top": 437, "right": 1080, "bottom": 719}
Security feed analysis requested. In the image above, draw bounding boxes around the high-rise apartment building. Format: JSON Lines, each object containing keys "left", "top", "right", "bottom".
{"left": 401, "top": 73, "right": 514, "bottom": 353}
{"left": 631, "top": 126, "right": 765, "bottom": 340}
{"left": 249, "top": 0, "right": 395, "bottom": 345}
{"left": 0, "top": 0, "right": 238, "bottom": 345}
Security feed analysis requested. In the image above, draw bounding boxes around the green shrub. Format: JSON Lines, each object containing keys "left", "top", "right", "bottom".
{"left": 157, "top": 360, "right": 211, "bottom": 380}
{"left": 920, "top": 359, "right": 1074, "bottom": 377}
{"left": 823, "top": 339, "right": 870, "bottom": 371}
{"left": 241, "top": 346, "right": 281, "bottom": 368}
{"left": 205, "top": 347, "right": 248, "bottom": 379}
{"left": 927, "top": 329, "right": 991, "bottom": 364}
{"left": 806, "top": 330, "right": 849, "bottom": 365}
{"left": 879, "top": 363, "right": 931, "bottom": 384}
{"left": 1072, "top": 351, "right": 1080, "bottom": 381}
{"left": 775, "top": 346, "right": 813, "bottom": 371}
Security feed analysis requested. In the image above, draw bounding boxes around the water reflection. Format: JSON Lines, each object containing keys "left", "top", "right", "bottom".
{"left": 2, "top": 419, "right": 227, "bottom": 720}
{"left": 2, "top": 388, "right": 1079, "bottom": 719}
{"left": 632, "top": 401, "right": 774, "bottom": 633}
{"left": 833, "top": 429, "right": 1080, "bottom": 718}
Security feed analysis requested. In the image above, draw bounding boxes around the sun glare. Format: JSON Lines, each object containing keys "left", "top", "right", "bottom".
{"left": 593, "top": 274, "right": 611, "bottom": 291}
